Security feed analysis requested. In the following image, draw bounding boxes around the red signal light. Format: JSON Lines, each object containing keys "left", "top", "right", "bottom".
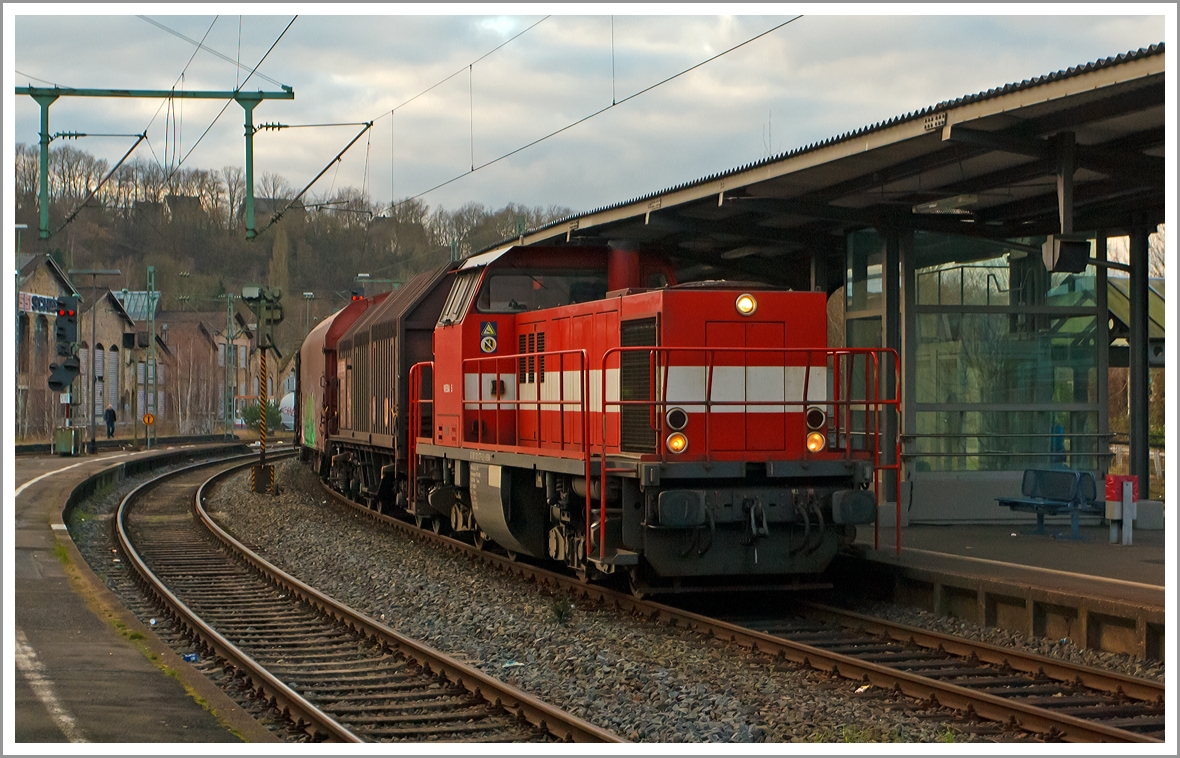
{"left": 68, "top": 310, "right": 75, "bottom": 316}
{"left": 58, "top": 309, "right": 66, "bottom": 316}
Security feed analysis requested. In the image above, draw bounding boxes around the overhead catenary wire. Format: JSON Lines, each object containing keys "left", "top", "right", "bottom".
{"left": 393, "top": 16, "right": 803, "bottom": 210}
{"left": 14, "top": 69, "right": 63, "bottom": 87}
{"left": 377, "top": 15, "right": 549, "bottom": 121}
{"left": 376, "top": 16, "right": 547, "bottom": 207}
{"left": 138, "top": 15, "right": 219, "bottom": 173}
{"left": 51, "top": 133, "right": 147, "bottom": 237}
{"left": 137, "top": 15, "right": 287, "bottom": 89}
{"left": 256, "top": 122, "right": 374, "bottom": 237}
{"left": 167, "top": 16, "right": 297, "bottom": 181}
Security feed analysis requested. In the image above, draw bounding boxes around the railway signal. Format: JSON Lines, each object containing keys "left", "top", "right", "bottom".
{"left": 47, "top": 355, "right": 80, "bottom": 392}
{"left": 54, "top": 295, "right": 78, "bottom": 353}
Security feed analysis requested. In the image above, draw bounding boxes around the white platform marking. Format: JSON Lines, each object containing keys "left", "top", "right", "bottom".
{"left": 15, "top": 628, "right": 88, "bottom": 742}
{"left": 14, "top": 451, "right": 140, "bottom": 498}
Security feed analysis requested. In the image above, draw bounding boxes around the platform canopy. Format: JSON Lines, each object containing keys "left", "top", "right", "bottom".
{"left": 505, "top": 44, "right": 1165, "bottom": 288}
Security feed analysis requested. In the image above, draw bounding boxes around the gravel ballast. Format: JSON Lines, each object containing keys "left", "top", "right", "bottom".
{"left": 206, "top": 459, "right": 1042, "bottom": 743}
{"left": 841, "top": 601, "right": 1165, "bottom": 683}
{"left": 66, "top": 461, "right": 309, "bottom": 740}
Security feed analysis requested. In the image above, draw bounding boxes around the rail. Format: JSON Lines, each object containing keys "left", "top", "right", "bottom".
{"left": 317, "top": 482, "right": 1164, "bottom": 744}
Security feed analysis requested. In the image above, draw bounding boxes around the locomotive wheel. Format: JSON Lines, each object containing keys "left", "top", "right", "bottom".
{"left": 473, "top": 530, "right": 487, "bottom": 550}
{"left": 576, "top": 564, "right": 601, "bottom": 584}
{"left": 414, "top": 515, "right": 427, "bottom": 530}
{"left": 628, "top": 568, "right": 649, "bottom": 599}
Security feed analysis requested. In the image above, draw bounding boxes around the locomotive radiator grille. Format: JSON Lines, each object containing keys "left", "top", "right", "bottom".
{"left": 619, "top": 318, "right": 657, "bottom": 453}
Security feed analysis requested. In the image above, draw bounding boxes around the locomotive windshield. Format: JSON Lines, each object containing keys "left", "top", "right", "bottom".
{"left": 476, "top": 269, "right": 608, "bottom": 312}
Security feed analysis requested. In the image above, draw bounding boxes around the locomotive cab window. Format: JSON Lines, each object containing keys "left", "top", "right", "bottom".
{"left": 438, "top": 270, "right": 481, "bottom": 325}
{"left": 476, "top": 269, "right": 608, "bottom": 313}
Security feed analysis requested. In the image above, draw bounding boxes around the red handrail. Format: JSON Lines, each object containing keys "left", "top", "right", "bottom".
{"left": 598, "top": 346, "right": 903, "bottom": 558}
{"left": 414, "top": 346, "right": 903, "bottom": 563}
{"left": 407, "top": 361, "right": 433, "bottom": 511}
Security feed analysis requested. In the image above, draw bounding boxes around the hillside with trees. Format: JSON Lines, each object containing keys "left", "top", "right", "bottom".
{"left": 14, "top": 142, "right": 571, "bottom": 356}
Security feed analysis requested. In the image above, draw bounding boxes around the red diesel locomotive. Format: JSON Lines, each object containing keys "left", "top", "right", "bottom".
{"left": 298, "top": 244, "right": 897, "bottom": 593}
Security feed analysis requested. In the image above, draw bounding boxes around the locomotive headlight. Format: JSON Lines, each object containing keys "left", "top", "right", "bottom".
{"left": 666, "top": 407, "right": 688, "bottom": 431}
{"left": 806, "top": 431, "right": 826, "bottom": 453}
{"left": 805, "top": 406, "right": 826, "bottom": 431}
{"left": 735, "top": 293, "right": 757, "bottom": 316}
{"left": 666, "top": 432, "right": 689, "bottom": 454}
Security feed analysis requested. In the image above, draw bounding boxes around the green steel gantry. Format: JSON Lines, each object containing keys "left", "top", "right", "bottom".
{"left": 16, "top": 85, "right": 295, "bottom": 240}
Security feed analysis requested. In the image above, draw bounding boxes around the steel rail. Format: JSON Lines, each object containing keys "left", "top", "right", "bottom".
{"left": 316, "top": 479, "right": 1162, "bottom": 743}
{"left": 116, "top": 453, "right": 362, "bottom": 742}
{"left": 198, "top": 460, "right": 622, "bottom": 744}
{"left": 800, "top": 602, "right": 1165, "bottom": 706}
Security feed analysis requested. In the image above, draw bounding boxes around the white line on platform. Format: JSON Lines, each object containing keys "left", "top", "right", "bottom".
{"left": 13, "top": 451, "right": 143, "bottom": 498}
{"left": 903, "top": 547, "right": 1165, "bottom": 591}
{"left": 15, "top": 628, "right": 88, "bottom": 742}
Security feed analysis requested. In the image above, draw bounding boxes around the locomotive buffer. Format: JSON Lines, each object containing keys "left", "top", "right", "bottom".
{"left": 242, "top": 286, "right": 284, "bottom": 493}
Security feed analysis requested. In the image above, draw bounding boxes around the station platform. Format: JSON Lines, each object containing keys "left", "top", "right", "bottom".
{"left": 832, "top": 522, "right": 1166, "bottom": 659}
{"left": 12, "top": 447, "right": 275, "bottom": 744}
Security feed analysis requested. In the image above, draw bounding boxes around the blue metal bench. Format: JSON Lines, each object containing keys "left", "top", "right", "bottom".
{"left": 996, "top": 469, "right": 1100, "bottom": 540}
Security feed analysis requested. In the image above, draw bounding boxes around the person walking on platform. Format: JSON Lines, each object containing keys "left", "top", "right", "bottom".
{"left": 104, "top": 405, "right": 117, "bottom": 438}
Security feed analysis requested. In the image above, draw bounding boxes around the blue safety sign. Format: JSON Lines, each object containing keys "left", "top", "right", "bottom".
{"left": 480, "top": 322, "right": 498, "bottom": 353}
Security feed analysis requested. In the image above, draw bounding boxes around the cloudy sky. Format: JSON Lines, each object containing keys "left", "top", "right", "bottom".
{"left": 6, "top": 6, "right": 1170, "bottom": 216}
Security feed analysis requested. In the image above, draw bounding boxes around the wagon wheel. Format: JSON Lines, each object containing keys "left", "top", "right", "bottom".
{"left": 431, "top": 517, "right": 444, "bottom": 534}
{"left": 473, "top": 530, "right": 488, "bottom": 550}
{"left": 505, "top": 549, "right": 519, "bottom": 562}
{"left": 414, "top": 515, "right": 427, "bottom": 530}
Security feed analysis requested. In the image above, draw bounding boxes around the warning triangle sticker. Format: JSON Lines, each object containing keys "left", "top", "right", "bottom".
{"left": 481, "top": 322, "right": 497, "bottom": 336}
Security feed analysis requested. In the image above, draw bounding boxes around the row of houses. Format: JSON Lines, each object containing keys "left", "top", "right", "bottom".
{"left": 15, "top": 253, "right": 296, "bottom": 441}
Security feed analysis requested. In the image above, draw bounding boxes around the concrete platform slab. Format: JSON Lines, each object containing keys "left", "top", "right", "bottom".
{"left": 835, "top": 522, "right": 1167, "bottom": 659}
{"left": 12, "top": 447, "right": 276, "bottom": 744}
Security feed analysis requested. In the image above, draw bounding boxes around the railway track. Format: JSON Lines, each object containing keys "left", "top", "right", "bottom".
{"left": 314, "top": 477, "right": 1165, "bottom": 743}
{"left": 115, "top": 456, "right": 621, "bottom": 743}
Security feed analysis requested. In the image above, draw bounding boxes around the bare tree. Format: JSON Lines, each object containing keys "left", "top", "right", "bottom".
{"left": 221, "top": 165, "right": 245, "bottom": 227}
{"left": 1148, "top": 223, "right": 1165, "bottom": 278}
{"left": 257, "top": 171, "right": 293, "bottom": 202}
{"left": 1106, "top": 224, "right": 1165, "bottom": 278}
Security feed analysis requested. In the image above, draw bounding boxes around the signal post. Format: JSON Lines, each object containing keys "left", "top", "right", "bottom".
{"left": 48, "top": 294, "right": 81, "bottom": 454}
{"left": 242, "top": 286, "right": 283, "bottom": 493}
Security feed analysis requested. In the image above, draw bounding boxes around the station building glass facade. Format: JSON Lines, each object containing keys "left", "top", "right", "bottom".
{"left": 846, "top": 228, "right": 1106, "bottom": 479}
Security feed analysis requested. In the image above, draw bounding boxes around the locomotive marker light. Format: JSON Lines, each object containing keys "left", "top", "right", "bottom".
{"left": 666, "top": 407, "right": 688, "bottom": 431}
{"left": 735, "top": 293, "right": 757, "bottom": 316}
{"left": 666, "top": 432, "right": 688, "bottom": 454}
{"left": 805, "top": 406, "right": 826, "bottom": 430}
{"left": 806, "top": 431, "right": 826, "bottom": 453}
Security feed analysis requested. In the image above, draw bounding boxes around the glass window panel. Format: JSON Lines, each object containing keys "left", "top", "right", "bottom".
{"left": 912, "top": 232, "right": 1099, "bottom": 309}
{"left": 910, "top": 410, "right": 1101, "bottom": 472}
{"left": 916, "top": 314, "right": 1096, "bottom": 404}
{"left": 846, "top": 229, "right": 882, "bottom": 312}
{"left": 476, "top": 269, "right": 607, "bottom": 313}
